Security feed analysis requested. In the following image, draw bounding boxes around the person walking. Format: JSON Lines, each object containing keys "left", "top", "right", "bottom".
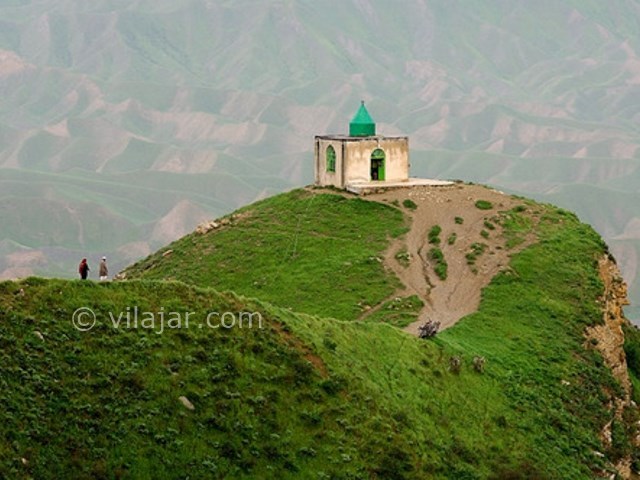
{"left": 78, "top": 258, "right": 90, "bottom": 280}
{"left": 99, "top": 256, "right": 109, "bottom": 281}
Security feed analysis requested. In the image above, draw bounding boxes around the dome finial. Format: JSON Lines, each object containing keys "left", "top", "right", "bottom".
{"left": 350, "top": 101, "right": 375, "bottom": 137}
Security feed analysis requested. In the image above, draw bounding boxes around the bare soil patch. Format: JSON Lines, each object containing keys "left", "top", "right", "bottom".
{"left": 362, "top": 183, "right": 537, "bottom": 334}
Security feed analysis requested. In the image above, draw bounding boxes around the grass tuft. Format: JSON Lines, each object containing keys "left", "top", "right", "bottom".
{"left": 428, "top": 225, "right": 442, "bottom": 245}
{"left": 428, "top": 247, "right": 448, "bottom": 280}
{"left": 475, "top": 200, "right": 493, "bottom": 210}
{"left": 402, "top": 199, "right": 418, "bottom": 210}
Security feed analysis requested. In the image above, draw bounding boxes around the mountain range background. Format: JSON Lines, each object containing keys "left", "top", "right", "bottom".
{"left": 1, "top": 0, "right": 640, "bottom": 319}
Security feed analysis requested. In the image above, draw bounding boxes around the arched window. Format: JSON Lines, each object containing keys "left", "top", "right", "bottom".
{"left": 326, "top": 145, "right": 336, "bottom": 173}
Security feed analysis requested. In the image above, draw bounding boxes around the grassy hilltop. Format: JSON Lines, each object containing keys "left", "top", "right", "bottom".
{"left": 2, "top": 186, "right": 640, "bottom": 479}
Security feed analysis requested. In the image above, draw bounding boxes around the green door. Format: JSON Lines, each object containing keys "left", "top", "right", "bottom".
{"left": 371, "top": 149, "right": 385, "bottom": 181}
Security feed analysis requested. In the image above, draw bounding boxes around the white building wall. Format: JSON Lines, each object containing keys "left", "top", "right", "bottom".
{"left": 315, "top": 138, "right": 346, "bottom": 188}
{"left": 315, "top": 136, "right": 409, "bottom": 188}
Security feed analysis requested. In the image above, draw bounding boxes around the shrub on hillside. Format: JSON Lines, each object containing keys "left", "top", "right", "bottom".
{"left": 402, "top": 199, "right": 417, "bottom": 210}
{"left": 623, "top": 324, "right": 640, "bottom": 379}
{"left": 475, "top": 200, "right": 493, "bottom": 210}
{"left": 428, "top": 225, "right": 442, "bottom": 244}
{"left": 428, "top": 248, "right": 448, "bottom": 280}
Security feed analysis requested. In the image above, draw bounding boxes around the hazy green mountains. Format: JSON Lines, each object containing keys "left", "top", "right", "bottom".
{"left": 1, "top": 0, "right": 640, "bottom": 317}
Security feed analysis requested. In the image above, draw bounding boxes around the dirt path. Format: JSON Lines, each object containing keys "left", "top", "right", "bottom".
{"left": 363, "top": 184, "right": 536, "bottom": 334}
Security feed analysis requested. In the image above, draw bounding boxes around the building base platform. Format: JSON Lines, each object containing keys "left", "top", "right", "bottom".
{"left": 346, "top": 178, "right": 454, "bottom": 195}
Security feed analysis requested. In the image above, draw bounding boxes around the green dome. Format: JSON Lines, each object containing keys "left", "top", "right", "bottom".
{"left": 349, "top": 101, "right": 376, "bottom": 137}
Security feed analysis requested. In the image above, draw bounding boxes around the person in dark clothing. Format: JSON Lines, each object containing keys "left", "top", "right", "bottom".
{"left": 79, "top": 258, "right": 90, "bottom": 280}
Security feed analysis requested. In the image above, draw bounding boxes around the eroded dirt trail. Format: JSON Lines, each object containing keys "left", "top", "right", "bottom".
{"left": 365, "top": 184, "right": 536, "bottom": 334}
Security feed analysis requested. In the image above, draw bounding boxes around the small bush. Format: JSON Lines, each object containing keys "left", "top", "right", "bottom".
{"left": 610, "top": 419, "right": 632, "bottom": 461}
{"left": 454, "top": 216, "right": 464, "bottom": 224}
{"left": 466, "top": 243, "right": 487, "bottom": 265}
{"left": 428, "top": 225, "right": 442, "bottom": 244}
{"left": 447, "top": 233, "right": 457, "bottom": 245}
{"left": 429, "top": 248, "right": 444, "bottom": 262}
{"left": 475, "top": 200, "right": 493, "bottom": 210}
{"left": 480, "top": 230, "right": 489, "bottom": 239}
{"left": 434, "top": 263, "right": 448, "bottom": 280}
{"left": 322, "top": 336, "right": 337, "bottom": 352}
{"left": 483, "top": 220, "right": 496, "bottom": 230}
{"left": 428, "top": 248, "right": 447, "bottom": 280}
{"left": 624, "top": 325, "right": 640, "bottom": 377}
{"left": 320, "top": 377, "right": 345, "bottom": 395}
{"left": 402, "top": 199, "right": 417, "bottom": 210}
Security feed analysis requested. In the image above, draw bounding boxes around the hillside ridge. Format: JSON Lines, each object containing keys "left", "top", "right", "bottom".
{"left": 4, "top": 186, "right": 640, "bottom": 478}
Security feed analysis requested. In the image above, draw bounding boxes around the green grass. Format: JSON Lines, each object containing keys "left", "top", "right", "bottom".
{"left": 622, "top": 323, "right": 640, "bottom": 403}
{"left": 402, "top": 199, "right": 417, "bottom": 211}
{"left": 466, "top": 242, "right": 487, "bottom": 265}
{"left": 483, "top": 219, "right": 496, "bottom": 230}
{"left": 1, "top": 189, "right": 637, "bottom": 478}
{"left": 624, "top": 324, "right": 640, "bottom": 379}
{"left": 435, "top": 205, "right": 629, "bottom": 477}
{"left": 363, "top": 295, "right": 424, "bottom": 328}
{"left": 125, "top": 189, "right": 408, "bottom": 320}
{"left": 428, "top": 247, "right": 448, "bottom": 280}
{"left": 428, "top": 224, "right": 442, "bottom": 244}
{"left": 0, "top": 279, "right": 429, "bottom": 479}
{"left": 2, "top": 265, "right": 608, "bottom": 479}
{"left": 475, "top": 200, "right": 494, "bottom": 210}
{"left": 500, "top": 206, "right": 535, "bottom": 249}
{"left": 282, "top": 203, "right": 630, "bottom": 478}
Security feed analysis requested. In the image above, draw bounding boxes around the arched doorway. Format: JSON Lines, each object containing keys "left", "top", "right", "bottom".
{"left": 370, "top": 148, "right": 385, "bottom": 181}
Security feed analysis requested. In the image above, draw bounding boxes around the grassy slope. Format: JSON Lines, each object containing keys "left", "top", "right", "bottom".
{"left": 270, "top": 205, "right": 633, "bottom": 479}
{"left": 125, "top": 189, "right": 408, "bottom": 321}
{"left": 0, "top": 279, "right": 419, "bottom": 480}
{"left": 120, "top": 188, "right": 636, "bottom": 477}
{"left": 2, "top": 189, "right": 637, "bottom": 478}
